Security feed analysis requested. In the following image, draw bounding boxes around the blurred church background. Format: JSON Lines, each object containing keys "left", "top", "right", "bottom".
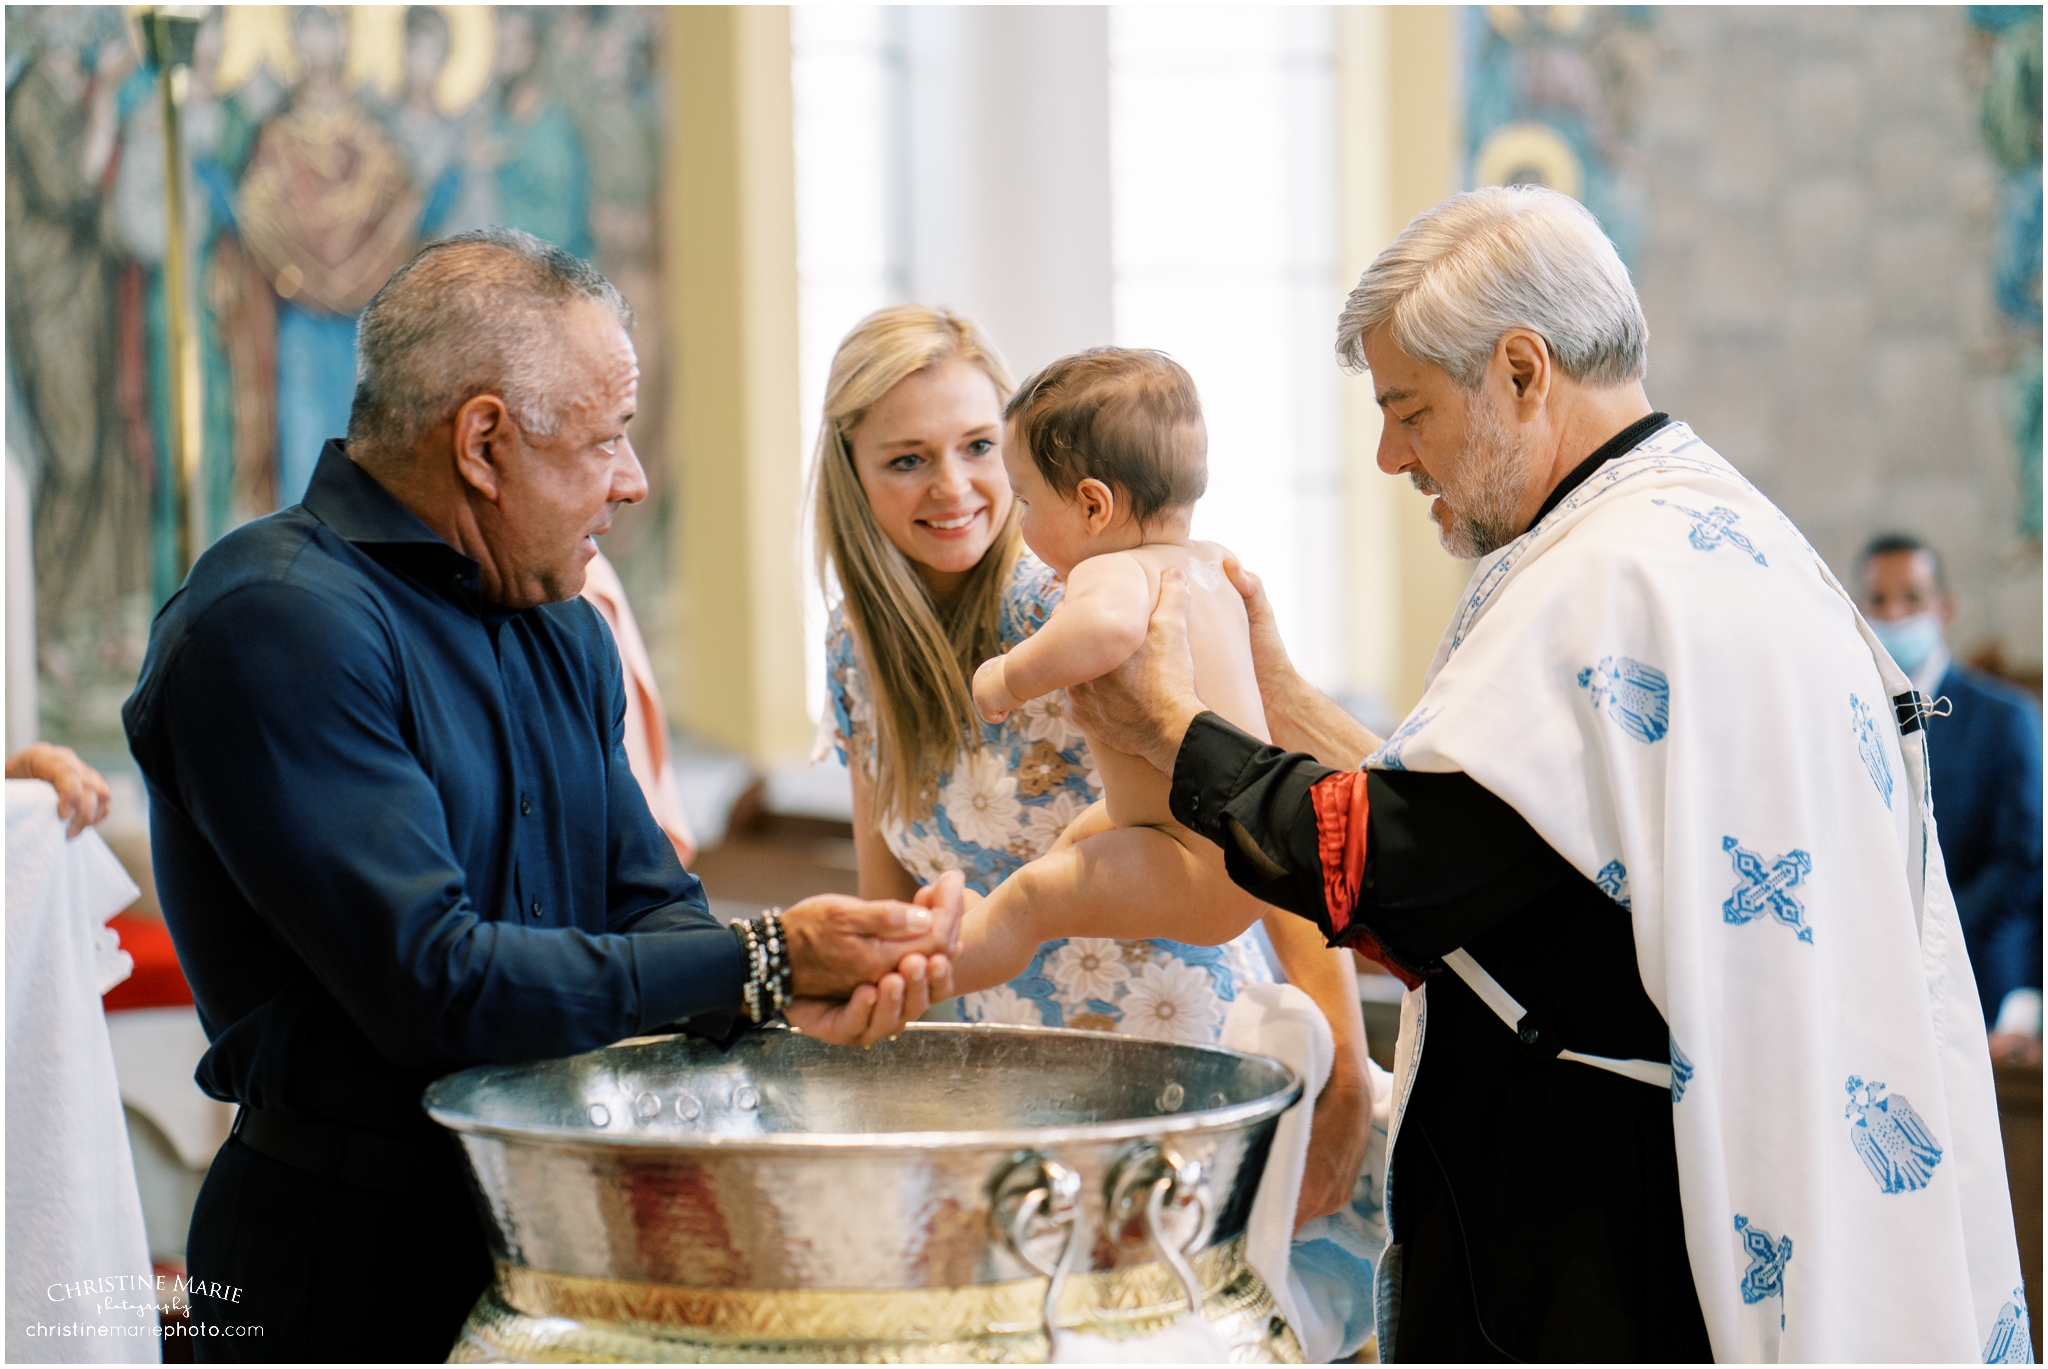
{"left": 5, "top": 7, "right": 2039, "bottom": 1344}
{"left": 6, "top": 5, "right": 2038, "bottom": 773}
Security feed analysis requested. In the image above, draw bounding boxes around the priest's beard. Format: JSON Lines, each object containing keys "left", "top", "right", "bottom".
{"left": 1410, "top": 402, "right": 1537, "bottom": 560}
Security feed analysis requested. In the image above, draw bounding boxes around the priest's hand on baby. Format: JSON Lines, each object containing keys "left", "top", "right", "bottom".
{"left": 972, "top": 656, "right": 1017, "bottom": 723}
{"left": 6, "top": 743, "right": 113, "bottom": 839}
{"left": 1221, "top": 557, "right": 1301, "bottom": 710}
{"left": 1221, "top": 556, "right": 1381, "bottom": 770}
{"left": 1067, "top": 568, "right": 1206, "bottom": 775}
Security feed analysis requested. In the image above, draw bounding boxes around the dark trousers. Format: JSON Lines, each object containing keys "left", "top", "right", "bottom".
{"left": 1386, "top": 1112, "right": 1713, "bottom": 1363}
{"left": 185, "top": 1135, "right": 492, "bottom": 1363}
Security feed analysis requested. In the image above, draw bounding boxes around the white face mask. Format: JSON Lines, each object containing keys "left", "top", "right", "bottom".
{"left": 1871, "top": 611, "right": 1944, "bottom": 677}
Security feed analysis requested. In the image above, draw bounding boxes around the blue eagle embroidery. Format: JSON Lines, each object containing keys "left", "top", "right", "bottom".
{"left": 1984, "top": 1286, "right": 2033, "bottom": 1363}
{"left": 1670, "top": 1034, "right": 1694, "bottom": 1103}
{"left": 1850, "top": 694, "right": 1894, "bottom": 810}
{"left": 1595, "top": 859, "right": 1631, "bottom": 910}
{"left": 1722, "top": 836, "right": 1815, "bottom": 943}
{"left": 1651, "top": 499, "right": 1768, "bottom": 566}
{"left": 1367, "top": 707, "right": 1438, "bottom": 772}
{"left": 1578, "top": 656, "right": 1670, "bottom": 744}
{"left": 1733, "top": 1214, "right": 1793, "bottom": 1308}
{"left": 1844, "top": 1075, "right": 1943, "bottom": 1193}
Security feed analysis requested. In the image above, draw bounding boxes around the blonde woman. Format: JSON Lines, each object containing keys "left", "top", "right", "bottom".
{"left": 811, "top": 306, "right": 1376, "bottom": 1257}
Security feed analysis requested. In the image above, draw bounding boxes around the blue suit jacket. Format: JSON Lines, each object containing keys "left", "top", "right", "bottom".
{"left": 1927, "top": 662, "right": 2043, "bottom": 1024}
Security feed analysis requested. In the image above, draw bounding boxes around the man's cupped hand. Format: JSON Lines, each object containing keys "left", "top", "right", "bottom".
{"left": 782, "top": 870, "right": 965, "bottom": 1047}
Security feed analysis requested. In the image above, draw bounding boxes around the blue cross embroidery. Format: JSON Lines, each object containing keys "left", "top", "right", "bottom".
{"left": 1670, "top": 1033, "right": 1694, "bottom": 1103}
{"left": 1733, "top": 1214, "right": 1793, "bottom": 1305}
{"left": 1652, "top": 499, "right": 1768, "bottom": 566}
{"left": 1578, "top": 656, "right": 1670, "bottom": 744}
{"left": 1850, "top": 694, "right": 1894, "bottom": 810}
{"left": 1722, "top": 836, "right": 1814, "bottom": 943}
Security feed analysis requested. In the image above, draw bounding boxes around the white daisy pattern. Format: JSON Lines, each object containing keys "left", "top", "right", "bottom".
{"left": 1018, "top": 790, "right": 1091, "bottom": 853}
{"left": 823, "top": 552, "right": 1381, "bottom": 1329}
{"left": 821, "top": 550, "right": 1272, "bottom": 1037}
{"left": 1017, "top": 692, "right": 1087, "bottom": 751}
{"left": 1118, "top": 960, "right": 1225, "bottom": 1044}
{"left": 1046, "top": 938, "right": 1131, "bottom": 1005}
{"left": 891, "top": 828, "right": 963, "bottom": 885}
{"left": 940, "top": 748, "right": 1023, "bottom": 851}
{"left": 966, "top": 984, "right": 1044, "bottom": 1026}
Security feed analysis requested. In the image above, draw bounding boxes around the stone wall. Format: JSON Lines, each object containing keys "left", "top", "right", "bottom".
{"left": 1628, "top": 6, "right": 2040, "bottom": 670}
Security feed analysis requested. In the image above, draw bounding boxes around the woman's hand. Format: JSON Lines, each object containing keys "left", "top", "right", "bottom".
{"left": 1295, "top": 1059, "right": 1376, "bottom": 1232}
{"left": 972, "top": 656, "right": 1016, "bottom": 723}
{"left": 7, "top": 743, "right": 112, "bottom": 838}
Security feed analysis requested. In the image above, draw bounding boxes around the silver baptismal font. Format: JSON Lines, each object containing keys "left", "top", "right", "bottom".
{"left": 426, "top": 1023, "right": 1306, "bottom": 1362}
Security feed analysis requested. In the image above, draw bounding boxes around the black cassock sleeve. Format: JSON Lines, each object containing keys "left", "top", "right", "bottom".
{"left": 1167, "top": 710, "right": 1574, "bottom": 975}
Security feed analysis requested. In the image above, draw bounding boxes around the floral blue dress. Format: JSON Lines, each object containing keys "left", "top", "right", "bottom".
{"left": 823, "top": 551, "right": 1273, "bottom": 1040}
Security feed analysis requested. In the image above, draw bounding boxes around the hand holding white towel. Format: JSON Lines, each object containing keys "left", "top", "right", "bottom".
{"left": 1223, "top": 981, "right": 1391, "bottom": 1364}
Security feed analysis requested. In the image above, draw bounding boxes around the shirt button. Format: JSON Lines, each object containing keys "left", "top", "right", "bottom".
{"left": 1190, "top": 794, "right": 1201, "bottom": 811}
{"left": 531, "top": 901, "right": 542, "bottom": 918}
{"left": 520, "top": 798, "right": 532, "bottom": 816}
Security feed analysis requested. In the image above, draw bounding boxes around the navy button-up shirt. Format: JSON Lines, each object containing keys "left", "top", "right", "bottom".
{"left": 124, "top": 441, "right": 744, "bottom": 1143}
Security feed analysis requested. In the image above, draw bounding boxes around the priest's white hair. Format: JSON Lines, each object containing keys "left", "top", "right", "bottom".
{"left": 1337, "top": 184, "right": 1647, "bottom": 389}
{"left": 348, "top": 228, "right": 632, "bottom": 461}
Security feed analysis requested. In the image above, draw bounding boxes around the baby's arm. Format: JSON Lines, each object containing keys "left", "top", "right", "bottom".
{"left": 973, "top": 554, "right": 1153, "bottom": 721}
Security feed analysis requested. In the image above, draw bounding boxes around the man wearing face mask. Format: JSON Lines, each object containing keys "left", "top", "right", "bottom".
{"left": 1859, "top": 534, "right": 2043, "bottom": 1057}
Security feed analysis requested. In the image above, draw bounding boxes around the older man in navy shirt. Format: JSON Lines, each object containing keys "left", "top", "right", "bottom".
{"left": 124, "top": 230, "right": 959, "bottom": 1361}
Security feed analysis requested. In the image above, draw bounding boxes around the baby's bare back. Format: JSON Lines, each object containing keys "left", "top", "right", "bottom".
{"left": 1088, "top": 542, "right": 1271, "bottom": 831}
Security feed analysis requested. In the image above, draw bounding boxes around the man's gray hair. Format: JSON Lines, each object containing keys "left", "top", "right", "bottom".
{"left": 347, "top": 228, "right": 632, "bottom": 459}
{"left": 1336, "top": 185, "right": 1647, "bottom": 389}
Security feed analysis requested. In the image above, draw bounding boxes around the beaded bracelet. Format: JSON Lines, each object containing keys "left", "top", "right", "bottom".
{"left": 732, "top": 909, "right": 793, "bottom": 1022}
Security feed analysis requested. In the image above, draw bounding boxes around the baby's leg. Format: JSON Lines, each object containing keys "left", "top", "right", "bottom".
{"left": 949, "top": 823, "right": 1265, "bottom": 998}
{"left": 1049, "top": 799, "right": 1111, "bottom": 853}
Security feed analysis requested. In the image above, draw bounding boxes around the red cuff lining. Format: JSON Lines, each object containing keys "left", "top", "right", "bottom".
{"left": 1307, "top": 770, "right": 1422, "bottom": 990}
{"left": 1309, "top": 770, "right": 1370, "bottom": 939}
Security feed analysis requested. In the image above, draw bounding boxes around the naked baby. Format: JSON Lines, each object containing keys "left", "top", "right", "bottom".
{"left": 951, "top": 348, "right": 1273, "bottom": 992}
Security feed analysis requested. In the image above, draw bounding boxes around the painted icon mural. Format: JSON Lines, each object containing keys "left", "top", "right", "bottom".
{"left": 5, "top": 6, "right": 672, "bottom": 752}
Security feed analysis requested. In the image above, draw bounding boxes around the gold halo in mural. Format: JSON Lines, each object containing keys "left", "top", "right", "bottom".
{"left": 212, "top": 4, "right": 491, "bottom": 114}
{"left": 435, "top": 7, "right": 496, "bottom": 116}
{"left": 343, "top": 6, "right": 404, "bottom": 99}
{"left": 1473, "top": 122, "right": 1585, "bottom": 202}
{"left": 215, "top": 5, "right": 300, "bottom": 91}
{"left": 329, "top": 6, "right": 495, "bottom": 112}
{"left": 1487, "top": 6, "right": 1592, "bottom": 39}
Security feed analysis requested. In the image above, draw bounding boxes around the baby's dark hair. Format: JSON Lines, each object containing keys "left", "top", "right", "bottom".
{"left": 1002, "top": 347, "right": 1207, "bottom": 523}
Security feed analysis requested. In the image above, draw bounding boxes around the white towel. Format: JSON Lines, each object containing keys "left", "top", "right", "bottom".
{"left": 1222, "top": 981, "right": 1391, "bottom": 1364}
{"left": 6, "top": 780, "right": 157, "bottom": 1363}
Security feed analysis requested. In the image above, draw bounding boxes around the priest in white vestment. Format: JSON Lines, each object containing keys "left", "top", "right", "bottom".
{"left": 1067, "top": 184, "right": 2029, "bottom": 1363}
